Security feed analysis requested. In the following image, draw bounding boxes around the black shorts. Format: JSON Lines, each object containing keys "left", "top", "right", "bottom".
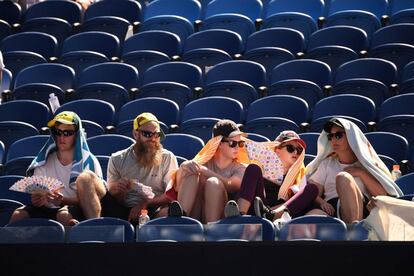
{"left": 100, "top": 193, "right": 159, "bottom": 220}
{"left": 327, "top": 196, "right": 370, "bottom": 218}
{"left": 22, "top": 205, "right": 60, "bottom": 219}
{"left": 264, "top": 179, "right": 285, "bottom": 207}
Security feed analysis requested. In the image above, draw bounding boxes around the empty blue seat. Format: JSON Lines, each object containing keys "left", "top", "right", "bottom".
{"left": 0, "top": 175, "right": 29, "bottom": 204}
{"left": 12, "top": 63, "right": 75, "bottom": 105}
{"left": 0, "top": 140, "right": 4, "bottom": 165}
{"left": 399, "top": 60, "right": 414, "bottom": 94}
{"left": 270, "top": 59, "right": 332, "bottom": 109}
{"left": 279, "top": 215, "right": 347, "bottom": 241}
{"left": 22, "top": 17, "right": 72, "bottom": 47}
{"left": 3, "top": 218, "right": 65, "bottom": 244}
{"left": 366, "top": 132, "right": 410, "bottom": 164}
{"left": 0, "top": 19, "right": 11, "bottom": 42}
{"left": 2, "top": 51, "right": 47, "bottom": 85}
{"left": 262, "top": 0, "right": 324, "bottom": 39}
{"left": 370, "top": 23, "right": 414, "bottom": 70}
{"left": 143, "top": 0, "right": 201, "bottom": 23}
{"left": 60, "top": 51, "right": 109, "bottom": 78}
{"left": 24, "top": 0, "right": 82, "bottom": 26}
{"left": 179, "top": 117, "right": 220, "bottom": 143}
{"left": 0, "top": 1, "right": 21, "bottom": 25}
{"left": 68, "top": 217, "right": 135, "bottom": 243}
{"left": 1, "top": 68, "right": 12, "bottom": 93}
{"left": 0, "top": 100, "right": 50, "bottom": 130}
{"left": 5, "top": 135, "right": 48, "bottom": 176}
{"left": 138, "top": 216, "right": 204, "bottom": 242}
{"left": 332, "top": 58, "right": 398, "bottom": 106}
{"left": 162, "top": 133, "right": 204, "bottom": 160}
{"left": 61, "top": 31, "right": 120, "bottom": 60}
{"left": 389, "top": 0, "right": 414, "bottom": 24}
{"left": 0, "top": 121, "right": 39, "bottom": 155}
{"left": 395, "top": 172, "right": 414, "bottom": 194}
{"left": 1, "top": 32, "right": 58, "bottom": 60}
{"left": 299, "top": 132, "right": 320, "bottom": 156}
{"left": 81, "top": 16, "right": 130, "bottom": 42}
{"left": 87, "top": 134, "right": 135, "bottom": 156}
{"left": 84, "top": 0, "right": 142, "bottom": 25}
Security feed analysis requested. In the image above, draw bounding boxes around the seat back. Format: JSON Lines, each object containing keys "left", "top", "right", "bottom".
{"left": 1, "top": 32, "right": 58, "bottom": 59}
{"left": 3, "top": 218, "right": 65, "bottom": 243}
{"left": 162, "top": 133, "right": 204, "bottom": 160}
{"left": 396, "top": 173, "right": 414, "bottom": 194}
{"left": 0, "top": 175, "right": 30, "bottom": 205}
{"left": 24, "top": 0, "right": 82, "bottom": 25}
{"left": 0, "top": 121, "right": 39, "bottom": 154}
{"left": 84, "top": 0, "right": 142, "bottom": 24}
{"left": 0, "top": 100, "right": 50, "bottom": 130}
{"left": 365, "top": 132, "right": 410, "bottom": 162}
{"left": 0, "top": 199, "right": 23, "bottom": 227}
{"left": 87, "top": 134, "right": 135, "bottom": 156}
{"left": 144, "top": 0, "right": 201, "bottom": 23}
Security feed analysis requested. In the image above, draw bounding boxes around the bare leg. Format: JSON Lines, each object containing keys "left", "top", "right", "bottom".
{"left": 306, "top": 209, "right": 329, "bottom": 216}
{"left": 237, "top": 198, "right": 251, "bottom": 214}
{"left": 336, "top": 172, "right": 364, "bottom": 223}
{"left": 56, "top": 207, "right": 78, "bottom": 226}
{"left": 204, "top": 177, "right": 227, "bottom": 223}
{"left": 9, "top": 207, "right": 30, "bottom": 223}
{"left": 76, "top": 171, "right": 106, "bottom": 219}
{"left": 177, "top": 169, "right": 200, "bottom": 217}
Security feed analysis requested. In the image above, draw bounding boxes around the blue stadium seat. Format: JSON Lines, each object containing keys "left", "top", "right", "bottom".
{"left": 246, "top": 133, "right": 270, "bottom": 142}
{"left": 61, "top": 31, "right": 120, "bottom": 60}
{"left": 87, "top": 134, "right": 135, "bottom": 156}
{"left": 209, "top": 215, "right": 276, "bottom": 241}
{"left": 262, "top": 0, "right": 324, "bottom": 39}
{"left": 5, "top": 135, "right": 48, "bottom": 176}
{"left": 0, "top": 140, "right": 4, "bottom": 165}
{"left": 378, "top": 154, "right": 398, "bottom": 171}
{"left": 204, "top": 60, "right": 266, "bottom": 108}
{"left": 244, "top": 95, "right": 308, "bottom": 140}
{"left": 12, "top": 63, "right": 75, "bottom": 105}
{"left": 0, "top": 19, "right": 11, "bottom": 42}
{"left": 311, "top": 94, "right": 376, "bottom": 132}
{"left": 22, "top": 17, "right": 72, "bottom": 47}
{"left": 389, "top": 0, "right": 414, "bottom": 24}
{"left": 201, "top": 0, "right": 262, "bottom": 42}
{"left": 348, "top": 220, "right": 369, "bottom": 241}
{"left": 306, "top": 26, "right": 368, "bottom": 72}
{"left": 138, "top": 216, "right": 204, "bottom": 242}
{"left": 1, "top": 68, "right": 12, "bottom": 93}
{"left": 96, "top": 155, "right": 109, "bottom": 180}
{"left": 179, "top": 117, "right": 219, "bottom": 143}
{"left": 1, "top": 32, "right": 58, "bottom": 60}
{"left": 117, "top": 97, "right": 180, "bottom": 138}
{"left": 0, "top": 100, "right": 50, "bottom": 130}
{"left": 0, "top": 1, "right": 21, "bottom": 25}
{"left": 378, "top": 94, "right": 414, "bottom": 145}
{"left": 0, "top": 175, "right": 30, "bottom": 204}
{"left": 68, "top": 217, "right": 135, "bottom": 243}
{"left": 3, "top": 218, "right": 65, "bottom": 243}
{"left": 182, "top": 29, "right": 243, "bottom": 75}
{"left": 269, "top": 59, "right": 332, "bottom": 109}
{"left": 399, "top": 60, "right": 414, "bottom": 94}
{"left": 299, "top": 132, "right": 320, "bottom": 156}
{"left": 244, "top": 28, "right": 303, "bottom": 82}
{"left": 140, "top": 15, "right": 194, "bottom": 43}
{"left": 369, "top": 23, "right": 414, "bottom": 70}
{"left": 60, "top": 51, "right": 109, "bottom": 78}
{"left": 0, "top": 199, "right": 23, "bottom": 227}
{"left": 332, "top": 58, "right": 398, "bottom": 107}
{"left": 24, "top": 0, "right": 82, "bottom": 26}
{"left": 55, "top": 99, "right": 115, "bottom": 132}
{"left": 365, "top": 132, "right": 409, "bottom": 163}
{"left": 304, "top": 153, "right": 316, "bottom": 166}
{"left": 143, "top": 0, "right": 201, "bottom": 23}
{"left": 395, "top": 172, "right": 414, "bottom": 194}
{"left": 84, "top": 0, "right": 142, "bottom": 27}
{"left": 0, "top": 121, "right": 39, "bottom": 155}
{"left": 162, "top": 133, "right": 204, "bottom": 160}
{"left": 2, "top": 51, "right": 47, "bottom": 85}
{"left": 324, "top": 0, "right": 387, "bottom": 37}
{"left": 279, "top": 215, "right": 347, "bottom": 241}
{"left": 81, "top": 16, "right": 130, "bottom": 42}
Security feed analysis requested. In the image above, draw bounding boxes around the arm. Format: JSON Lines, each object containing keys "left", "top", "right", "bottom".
{"left": 308, "top": 179, "right": 335, "bottom": 216}
{"left": 344, "top": 167, "right": 388, "bottom": 196}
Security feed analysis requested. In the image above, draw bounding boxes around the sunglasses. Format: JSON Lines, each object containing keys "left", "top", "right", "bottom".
{"left": 222, "top": 139, "right": 245, "bottom": 148}
{"left": 280, "top": 144, "right": 303, "bottom": 155}
{"left": 52, "top": 128, "right": 76, "bottom": 137}
{"left": 140, "top": 130, "right": 162, "bottom": 138}
{"left": 327, "top": 131, "right": 346, "bottom": 141}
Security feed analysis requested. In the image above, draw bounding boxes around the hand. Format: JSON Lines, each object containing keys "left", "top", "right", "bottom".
{"left": 344, "top": 166, "right": 364, "bottom": 178}
{"left": 128, "top": 204, "right": 145, "bottom": 223}
{"left": 181, "top": 161, "right": 200, "bottom": 175}
{"left": 31, "top": 191, "right": 48, "bottom": 207}
{"left": 48, "top": 191, "right": 64, "bottom": 206}
{"left": 319, "top": 200, "right": 335, "bottom": 216}
{"left": 108, "top": 178, "right": 131, "bottom": 196}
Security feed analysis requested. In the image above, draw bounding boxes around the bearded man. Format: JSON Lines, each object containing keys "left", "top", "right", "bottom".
{"left": 75, "top": 112, "right": 178, "bottom": 224}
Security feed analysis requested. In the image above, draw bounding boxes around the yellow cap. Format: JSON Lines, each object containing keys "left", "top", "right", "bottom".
{"left": 47, "top": 111, "right": 80, "bottom": 128}
{"left": 133, "top": 112, "right": 165, "bottom": 140}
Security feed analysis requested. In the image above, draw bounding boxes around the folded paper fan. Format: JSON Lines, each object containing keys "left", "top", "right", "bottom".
{"left": 9, "top": 176, "right": 64, "bottom": 194}
{"left": 245, "top": 140, "right": 284, "bottom": 184}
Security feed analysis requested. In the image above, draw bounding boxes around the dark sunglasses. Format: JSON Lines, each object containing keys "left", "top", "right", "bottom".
{"left": 327, "top": 131, "right": 346, "bottom": 141}
{"left": 140, "top": 130, "right": 162, "bottom": 138}
{"left": 280, "top": 144, "right": 303, "bottom": 155}
{"left": 222, "top": 139, "right": 245, "bottom": 148}
{"left": 52, "top": 128, "right": 76, "bottom": 137}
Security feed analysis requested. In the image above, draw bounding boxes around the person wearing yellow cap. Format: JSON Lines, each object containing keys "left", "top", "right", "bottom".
{"left": 9, "top": 111, "right": 103, "bottom": 225}
{"left": 75, "top": 112, "right": 178, "bottom": 223}
{"left": 171, "top": 119, "right": 248, "bottom": 223}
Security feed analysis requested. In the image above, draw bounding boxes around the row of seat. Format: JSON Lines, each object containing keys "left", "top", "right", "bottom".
{"left": 0, "top": 210, "right": 368, "bottom": 242}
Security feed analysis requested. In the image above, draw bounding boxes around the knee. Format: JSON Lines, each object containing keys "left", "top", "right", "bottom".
{"left": 76, "top": 171, "right": 98, "bottom": 191}
{"left": 336, "top": 172, "right": 356, "bottom": 191}
{"left": 10, "top": 208, "right": 29, "bottom": 223}
{"left": 304, "top": 183, "right": 319, "bottom": 198}
{"left": 245, "top": 164, "right": 262, "bottom": 177}
{"left": 204, "top": 177, "right": 223, "bottom": 192}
